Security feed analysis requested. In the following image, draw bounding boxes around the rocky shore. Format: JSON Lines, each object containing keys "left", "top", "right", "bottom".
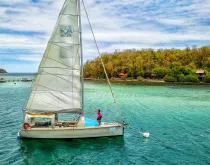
{"left": 85, "top": 78, "right": 210, "bottom": 86}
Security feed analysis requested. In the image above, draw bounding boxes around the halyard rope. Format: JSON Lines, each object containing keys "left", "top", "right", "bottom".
{"left": 81, "top": 0, "right": 124, "bottom": 123}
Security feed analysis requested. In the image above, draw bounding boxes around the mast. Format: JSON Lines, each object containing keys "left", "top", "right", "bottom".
{"left": 78, "top": 0, "right": 84, "bottom": 115}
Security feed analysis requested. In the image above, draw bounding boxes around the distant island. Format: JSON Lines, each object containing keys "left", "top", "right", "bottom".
{"left": 84, "top": 45, "right": 210, "bottom": 83}
{"left": 0, "top": 68, "right": 7, "bottom": 73}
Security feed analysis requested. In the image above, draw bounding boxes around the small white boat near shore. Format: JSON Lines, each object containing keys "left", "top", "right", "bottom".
{"left": 0, "top": 78, "right": 6, "bottom": 83}
{"left": 21, "top": 78, "right": 33, "bottom": 82}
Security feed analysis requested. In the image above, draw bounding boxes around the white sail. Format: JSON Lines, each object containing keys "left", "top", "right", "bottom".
{"left": 25, "top": 0, "right": 82, "bottom": 114}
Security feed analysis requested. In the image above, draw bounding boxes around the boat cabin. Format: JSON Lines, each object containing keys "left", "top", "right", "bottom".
{"left": 23, "top": 113, "right": 99, "bottom": 129}
{"left": 24, "top": 113, "right": 84, "bottom": 128}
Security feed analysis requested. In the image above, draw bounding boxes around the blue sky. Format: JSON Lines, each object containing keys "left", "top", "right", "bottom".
{"left": 0, "top": 0, "right": 210, "bottom": 72}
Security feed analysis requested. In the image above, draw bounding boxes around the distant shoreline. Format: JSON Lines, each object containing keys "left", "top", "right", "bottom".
{"left": 85, "top": 78, "right": 210, "bottom": 86}
{"left": 0, "top": 68, "right": 7, "bottom": 73}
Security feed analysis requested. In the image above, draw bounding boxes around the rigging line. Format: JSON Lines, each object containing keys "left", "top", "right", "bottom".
{"left": 81, "top": 0, "right": 124, "bottom": 123}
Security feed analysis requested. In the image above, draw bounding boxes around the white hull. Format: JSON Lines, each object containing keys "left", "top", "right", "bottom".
{"left": 19, "top": 123, "right": 124, "bottom": 139}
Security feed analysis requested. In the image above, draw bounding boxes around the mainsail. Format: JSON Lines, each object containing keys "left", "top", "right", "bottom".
{"left": 25, "top": 0, "right": 82, "bottom": 114}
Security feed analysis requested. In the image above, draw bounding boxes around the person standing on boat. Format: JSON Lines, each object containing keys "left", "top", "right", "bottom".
{"left": 97, "top": 109, "right": 102, "bottom": 125}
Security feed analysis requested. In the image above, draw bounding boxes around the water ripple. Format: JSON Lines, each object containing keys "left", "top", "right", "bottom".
{"left": 0, "top": 82, "right": 210, "bottom": 164}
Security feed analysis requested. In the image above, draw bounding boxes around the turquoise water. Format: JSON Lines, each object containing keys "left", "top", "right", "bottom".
{"left": 0, "top": 78, "right": 210, "bottom": 164}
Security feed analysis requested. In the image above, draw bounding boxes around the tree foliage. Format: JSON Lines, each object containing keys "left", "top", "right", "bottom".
{"left": 84, "top": 46, "right": 210, "bottom": 82}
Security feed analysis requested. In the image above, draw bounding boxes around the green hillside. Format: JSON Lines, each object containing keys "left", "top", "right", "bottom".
{"left": 84, "top": 45, "right": 210, "bottom": 83}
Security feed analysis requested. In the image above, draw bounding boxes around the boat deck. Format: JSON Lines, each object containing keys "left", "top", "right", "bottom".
{"left": 28, "top": 122, "right": 122, "bottom": 130}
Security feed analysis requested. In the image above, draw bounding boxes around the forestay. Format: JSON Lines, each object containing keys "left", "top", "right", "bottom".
{"left": 25, "top": 0, "right": 82, "bottom": 114}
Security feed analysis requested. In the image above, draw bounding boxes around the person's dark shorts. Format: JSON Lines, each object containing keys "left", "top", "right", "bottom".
{"left": 97, "top": 117, "right": 102, "bottom": 120}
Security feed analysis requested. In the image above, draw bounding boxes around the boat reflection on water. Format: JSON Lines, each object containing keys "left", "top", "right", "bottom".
{"left": 19, "top": 136, "right": 124, "bottom": 164}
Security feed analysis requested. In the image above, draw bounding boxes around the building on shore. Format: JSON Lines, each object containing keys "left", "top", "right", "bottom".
{"left": 196, "top": 70, "right": 205, "bottom": 81}
{"left": 119, "top": 73, "right": 128, "bottom": 78}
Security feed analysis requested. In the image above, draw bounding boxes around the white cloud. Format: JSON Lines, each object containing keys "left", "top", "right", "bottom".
{"left": 0, "top": 63, "right": 39, "bottom": 73}
{"left": 155, "top": 18, "right": 186, "bottom": 26}
{"left": 0, "top": 34, "right": 47, "bottom": 55}
{"left": 17, "top": 54, "right": 42, "bottom": 62}
{"left": 83, "top": 30, "right": 210, "bottom": 44}
{"left": 0, "top": 0, "right": 29, "bottom": 5}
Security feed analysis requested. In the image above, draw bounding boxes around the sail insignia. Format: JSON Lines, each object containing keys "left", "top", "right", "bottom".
{"left": 60, "top": 25, "right": 73, "bottom": 37}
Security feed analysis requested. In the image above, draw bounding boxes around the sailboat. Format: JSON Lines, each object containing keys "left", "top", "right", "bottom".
{"left": 18, "top": 0, "right": 124, "bottom": 139}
